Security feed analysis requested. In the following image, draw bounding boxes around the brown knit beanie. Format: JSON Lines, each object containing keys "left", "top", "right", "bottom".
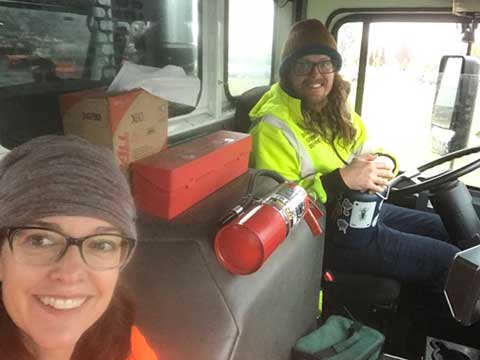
{"left": 0, "top": 135, "right": 137, "bottom": 240}
{"left": 279, "top": 19, "right": 342, "bottom": 77}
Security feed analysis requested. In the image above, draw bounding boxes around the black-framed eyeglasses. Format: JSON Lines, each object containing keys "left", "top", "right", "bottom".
{"left": 293, "top": 59, "right": 337, "bottom": 76}
{"left": 2, "top": 226, "right": 136, "bottom": 270}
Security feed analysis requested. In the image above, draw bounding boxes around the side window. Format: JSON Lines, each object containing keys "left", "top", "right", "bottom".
{"left": 227, "top": 0, "right": 274, "bottom": 97}
{"left": 0, "top": 7, "right": 90, "bottom": 86}
{"left": 114, "top": 0, "right": 198, "bottom": 76}
{"left": 0, "top": 1, "right": 200, "bottom": 116}
{"left": 111, "top": 0, "right": 200, "bottom": 115}
{"left": 336, "top": 20, "right": 480, "bottom": 187}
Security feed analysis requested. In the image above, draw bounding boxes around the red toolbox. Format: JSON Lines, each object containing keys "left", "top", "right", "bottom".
{"left": 131, "top": 130, "right": 252, "bottom": 219}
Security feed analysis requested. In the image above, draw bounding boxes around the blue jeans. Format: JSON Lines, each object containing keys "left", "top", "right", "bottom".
{"left": 326, "top": 203, "right": 460, "bottom": 292}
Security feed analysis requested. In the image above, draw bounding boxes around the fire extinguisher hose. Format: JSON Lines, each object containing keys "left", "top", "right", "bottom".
{"left": 218, "top": 170, "right": 287, "bottom": 226}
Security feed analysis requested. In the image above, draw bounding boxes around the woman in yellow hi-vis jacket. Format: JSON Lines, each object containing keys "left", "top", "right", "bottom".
{"left": 250, "top": 19, "right": 459, "bottom": 294}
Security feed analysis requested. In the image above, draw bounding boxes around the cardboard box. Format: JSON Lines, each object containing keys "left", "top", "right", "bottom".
{"left": 131, "top": 130, "right": 252, "bottom": 220}
{"left": 60, "top": 88, "right": 168, "bottom": 168}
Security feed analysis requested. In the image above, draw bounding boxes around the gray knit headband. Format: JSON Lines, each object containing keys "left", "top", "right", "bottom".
{"left": 0, "top": 135, "right": 137, "bottom": 240}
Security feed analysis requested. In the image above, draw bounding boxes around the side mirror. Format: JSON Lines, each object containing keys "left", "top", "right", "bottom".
{"left": 445, "top": 244, "right": 480, "bottom": 326}
{"left": 431, "top": 55, "right": 480, "bottom": 154}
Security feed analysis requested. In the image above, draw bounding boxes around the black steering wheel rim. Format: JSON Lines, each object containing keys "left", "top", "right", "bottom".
{"left": 391, "top": 146, "right": 480, "bottom": 196}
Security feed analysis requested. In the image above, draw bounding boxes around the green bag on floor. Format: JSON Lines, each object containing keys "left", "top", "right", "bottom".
{"left": 292, "top": 315, "right": 384, "bottom": 360}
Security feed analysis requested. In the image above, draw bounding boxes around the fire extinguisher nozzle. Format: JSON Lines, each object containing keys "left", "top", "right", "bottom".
{"left": 218, "top": 212, "right": 237, "bottom": 226}
{"left": 218, "top": 205, "right": 245, "bottom": 226}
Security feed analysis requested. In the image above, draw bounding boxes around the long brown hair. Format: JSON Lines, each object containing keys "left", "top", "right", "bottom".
{"left": 0, "top": 282, "right": 135, "bottom": 359}
{"left": 282, "top": 72, "right": 357, "bottom": 148}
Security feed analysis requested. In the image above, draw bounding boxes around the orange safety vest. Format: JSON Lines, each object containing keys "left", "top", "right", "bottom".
{"left": 128, "top": 326, "right": 159, "bottom": 360}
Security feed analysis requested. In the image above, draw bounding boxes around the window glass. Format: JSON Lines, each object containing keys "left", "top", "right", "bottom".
{"left": 115, "top": 0, "right": 198, "bottom": 75}
{"left": 452, "top": 71, "right": 480, "bottom": 187}
{"left": 337, "top": 22, "right": 363, "bottom": 108}
{"left": 0, "top": 7, "right": 90, "bottom": 86}
{"left": 469, "top": 29, "right": 480, "bottom": 175}
{"left": 0, "top": 0, "right": 200, "bottom": 115}
{"left": 461, "top": 26, "right": 480, "bottom": 187}
{"left": 227, "top": 0, "right": 274, "bottom": 97}
{"left": 112, "top": 0, "right": 200, "bottom": 114}
{"left": 473, "top": 27, "right": 480, "bottom": 58}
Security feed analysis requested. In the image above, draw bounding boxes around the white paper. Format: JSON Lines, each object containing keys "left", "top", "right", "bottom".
{"left": 107, "top": 61, "right": 200, "bottom": 107}
{"left": 349, "top": 201, "right": 377, "bottom": 228}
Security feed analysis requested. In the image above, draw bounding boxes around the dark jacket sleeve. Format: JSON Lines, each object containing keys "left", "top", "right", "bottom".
{"left": 320, "top": 168, "right": 349, "bottom": 205}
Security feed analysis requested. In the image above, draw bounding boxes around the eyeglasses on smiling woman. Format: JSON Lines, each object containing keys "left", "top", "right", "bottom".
{"left": 293, "top": 59, "right": 338, "bottom": 76}
{"left": 2, "top": 226, "right": 136, "bottom": 270}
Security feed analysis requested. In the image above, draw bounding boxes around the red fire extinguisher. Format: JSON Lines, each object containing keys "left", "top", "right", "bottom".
{"left": 214, "top": 178, "right": 323, "bottom": 275}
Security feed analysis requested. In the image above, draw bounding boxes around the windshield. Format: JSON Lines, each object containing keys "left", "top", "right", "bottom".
{"left": 337, "top": 21, "right": 480, "bottom": 188}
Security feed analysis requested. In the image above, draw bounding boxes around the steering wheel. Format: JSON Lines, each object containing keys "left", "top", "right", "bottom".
{"left": 391, "top": 146, "right": 480, "bottom": 196}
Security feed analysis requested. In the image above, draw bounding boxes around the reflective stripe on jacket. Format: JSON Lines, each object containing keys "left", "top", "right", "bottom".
{"left": 249, "top": 83, "right": 367, "bottom": 204}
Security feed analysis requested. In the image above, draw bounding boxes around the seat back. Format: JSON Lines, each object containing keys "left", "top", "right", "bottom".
{"left": 123, "top": 171, "right": 325, "bottom": 360}
{"left": 233, "top": 85, "right": 270, "bottom": 133}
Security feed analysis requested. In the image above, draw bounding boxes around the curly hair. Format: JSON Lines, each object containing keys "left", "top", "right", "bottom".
{"left": 0, "top": 282, "right": 135, "bottom": 359}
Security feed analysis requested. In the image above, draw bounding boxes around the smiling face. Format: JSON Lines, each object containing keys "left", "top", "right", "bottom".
{"left": 0, "top": 216, "right": 120, "bottom": 359}
{"left": 288, "top": 54, "right": 335, "bottom": 110}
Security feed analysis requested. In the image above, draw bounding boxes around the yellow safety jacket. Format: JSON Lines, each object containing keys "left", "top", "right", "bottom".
{"left": 249, "top": 83, "right": 369, "bottom": 204}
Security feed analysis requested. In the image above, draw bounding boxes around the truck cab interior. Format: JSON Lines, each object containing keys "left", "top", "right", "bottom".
{"left": 2, "top": 0, "right": 480, "bottom": 359}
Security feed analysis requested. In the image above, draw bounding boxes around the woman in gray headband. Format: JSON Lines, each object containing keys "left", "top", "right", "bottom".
{"left": 0, "top": 135, "right": 157, "bottom": 360}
